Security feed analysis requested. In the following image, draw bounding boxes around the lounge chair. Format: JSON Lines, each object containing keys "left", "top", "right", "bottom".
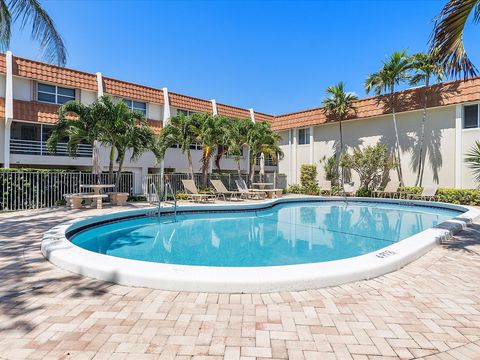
{"left": 407, "top": 187, "right": 439, "bottom": 201}
{"left": 181, "top": 179, "right": 216, "bottom": 203}
{"left": 321, "top": 181, "right": 332, "bottom": 196}
{"left": 372, "top": 180, "right": 400, "bottom": 198}
{"left": 235, "top": 179, "right": 266, "bottom": 200}
{"left": 210, "top": 179, "right": 243, "bottom": 201}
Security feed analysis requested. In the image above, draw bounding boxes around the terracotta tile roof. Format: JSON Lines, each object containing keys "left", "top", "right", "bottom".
{"left": 254, "top": 111, "right": 274, "bottom": 124}
{"left": 0, "top": 97, "right": 5, "bottom": 117}
{"left": 169, "top": 92, "right": 213, "bottom": 113}
{"left": 272, "top": 76, "right": 480, "bottom": 131}
{"left": 216, "top": 103, "right": 250, "bottom": 119}
{"left": 13, "top": 100, "right": 60, "bottom": 124}
{"left": 0, "top": 53, "right": 5, "bottom": 74}
{"left": 147, "top": 119, "right": 163, "bottom": 134}
{"left": 12, "top": 56, "right": 97, "bottom": 91}
{"left": 103, "top": 77, "right": 164, "bottom": 104}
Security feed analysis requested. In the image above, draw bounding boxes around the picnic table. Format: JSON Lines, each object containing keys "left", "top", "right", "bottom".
{"left": 79, "top": 184, "right": 115, "bottom": 195}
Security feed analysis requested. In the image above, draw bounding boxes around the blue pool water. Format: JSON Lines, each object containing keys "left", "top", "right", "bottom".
{"left": 70, "top": 201, "right": 461, "bottom": 267}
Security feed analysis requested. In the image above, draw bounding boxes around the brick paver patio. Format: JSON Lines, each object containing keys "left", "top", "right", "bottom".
{"left": 0, "top": 204, "right": 479, "bottom": 360}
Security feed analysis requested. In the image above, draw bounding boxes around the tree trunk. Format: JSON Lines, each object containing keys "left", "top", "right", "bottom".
{"left": 391, "top": 89, "right": 404, "bottom": 186}
{"left": 187, "top": 150, "right": 194, "bottom": 180}
{"left": 338, "top": 118, "right": 345, "bottom": 194}
{"left": 415, "top": 78, "right": 429, "bottom": 186}
{"left": 108, "top": 145, "right": 115, "bottom": 184}
{"left": 259, "top": 153, "right": 265, "bottom": 182}
{"left": 115, "top": 153, "right": 126, "bottom": 191}
{"left": 201, "top": 155, "right": 209, "bottom": 188}
{"left": 215, "top": 145, "right": 226, "bottom": 172}
{"left": 236, "top": 158, "right": 242, "bottom": 177}
{"left": 249, "top": 154, "right": 256, "bottom": 185}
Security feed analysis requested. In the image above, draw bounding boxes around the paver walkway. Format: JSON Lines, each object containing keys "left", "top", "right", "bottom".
{"left": 0, "top": 204, "right": 479, "bottom": 360}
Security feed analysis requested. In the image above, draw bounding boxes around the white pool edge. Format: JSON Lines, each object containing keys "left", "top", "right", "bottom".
{"left": 41, "top": 197, "right": 480, "bottom": 293}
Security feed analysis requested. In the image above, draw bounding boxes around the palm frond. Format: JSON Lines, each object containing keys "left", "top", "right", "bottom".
{"left": 8, "top": 0, "right": 66, "bottom": 65}
{"left": 430, "top": 0, "right": 478, "bottom": 79}
{"left": 0, "top": 1, "right": 11, "bottom": 50}
{"left": 465, "top": 140, "right": 480, "bottom": 185}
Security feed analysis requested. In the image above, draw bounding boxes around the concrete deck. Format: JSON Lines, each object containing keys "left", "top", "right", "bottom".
{"left": 0, "top": 203, "right": 479, "bottom": 359}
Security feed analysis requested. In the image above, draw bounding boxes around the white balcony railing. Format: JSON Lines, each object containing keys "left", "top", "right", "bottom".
{"left": 10, "top": 139, "right": 92, "bottom": 157}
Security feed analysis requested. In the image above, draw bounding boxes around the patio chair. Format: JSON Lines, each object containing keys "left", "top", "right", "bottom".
{"left": 181, "top": 179, "right": 216, "bottom": 203}
{"left": 407, "top": 186, "right": 439, "bottom": 201}
{"left": 372, "top": 180, "right": 400, "bottom": 198}
{"left": 235, "top": 179, "right": 266, "bottom": 200}
{"left": 321, "top": 181, "right": 332, "bottom": 196}
{"left": 210, "top": 179, "right": 243, "bottom": 201}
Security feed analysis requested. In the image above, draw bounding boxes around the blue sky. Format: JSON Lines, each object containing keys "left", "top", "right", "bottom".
{"left": 8, "top": 0, "right": 480, "bottom": 115}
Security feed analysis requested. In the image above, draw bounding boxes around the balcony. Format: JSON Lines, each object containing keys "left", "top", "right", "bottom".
{"left": 10, "top": 139, "right": 92, "bottom": 158}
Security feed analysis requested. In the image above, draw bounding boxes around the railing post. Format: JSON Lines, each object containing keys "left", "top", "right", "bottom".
{"left": 36, "top": 172, "right": 39, "bottom": 209}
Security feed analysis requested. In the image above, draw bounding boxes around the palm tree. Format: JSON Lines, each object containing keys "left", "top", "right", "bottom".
{"left": 156, "top": 113, "right": 199, "bottom": 180}
{"left": 213, "top": 116, "right": 234, "bottom": 172}
{"left": 226, "top": 118, "right": 251, "bottom": 176}
{"left": 196, "top": 113, "right": 224, "bottom": 187}
{"left": 465, "top": 141, "right": 480, "bottom": 185}
{"left": 246, "top": 122, "right": 283, "bottom": 184}
{"left": 47, "top": 100, "right": 104, "bottom": 183}
{"left": 0, "top": 0, "right": 66, "bottom": 65}
{"left": 409, "top": 52, "right": 444, "bottom": 186}
{"left": 430, "top": 0, "right": 479, "bottom": 79}
{"left": 322, "top": 82, "right": 358, "bottom": 193}
{"left": 365, "top": 50, "right": 410, "bottom": 185}
{"left": 111, "top": 106, "right": 157, "bottom": 190}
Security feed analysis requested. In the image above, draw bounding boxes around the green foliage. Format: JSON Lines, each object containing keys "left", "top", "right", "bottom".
{"left": 321, "top": 155, "right": 340, "bottom": 186}
{"left": 286, "top": 184, "right": 303, "bottom": 194}
{"left": 465, "top": 141, "right": 480, "bottom": 185}
{"left": 398, "top": 186, "right": 423, "bottom": 195}
{"left": 355, "top": 188, "right": 372, "bottom": 197}
{"left": 127, "top": 195, "right": 147, "bottom": 202}
{"left": 437, "top": 188, "right": 480, "bottom": 205}
{"left": 175, "top": 192, "right": 190, "bottom": 201}
{"left": 322, "top": 82, "right": 358, "bottom": 120}
{"left": 300, "top": 164, "right": 319, "bottom": 195}
{"left": 341, "top": 144, "right": 396, "bottom": 191}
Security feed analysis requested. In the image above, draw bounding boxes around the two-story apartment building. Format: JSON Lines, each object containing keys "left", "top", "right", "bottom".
{"left": 2, "top": 50, "right": 480, "bottom": 191}
{"left": 0, "top": 51, "right": 275, "bottom": 193}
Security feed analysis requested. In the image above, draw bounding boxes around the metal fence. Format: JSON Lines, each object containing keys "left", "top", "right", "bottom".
{"left": 0, "top": 171, "right": 134, "bottom": 211}
{"left": 143, "top": 173, "right": 287, "bottom": 201}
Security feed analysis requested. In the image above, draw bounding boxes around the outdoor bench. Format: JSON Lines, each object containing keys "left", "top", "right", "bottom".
{"left": 64, "top": 193, "right": 108, "bottom": 209}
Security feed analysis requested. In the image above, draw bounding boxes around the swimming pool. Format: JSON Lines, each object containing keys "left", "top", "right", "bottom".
{"left": 42, "top": 197, "right": 478, "bottom": 292}
{"left": 70, "top": 201, "right": 461, "bottom": 267}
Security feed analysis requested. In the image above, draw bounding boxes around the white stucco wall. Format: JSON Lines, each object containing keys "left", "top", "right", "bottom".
{"left": 12, "top": 77, "right": 31, "bottom": 101}
{"left": 281, "top": 105, "right": 458, "bottom": 189}
{"left": 80, "top": 90, "right": 97, "bottom": 105}
{"left": 0, "top": 74, "right": 6, "bottom": 98}
{"left": 149, "top": 104, "right": 163, "bottom": 121}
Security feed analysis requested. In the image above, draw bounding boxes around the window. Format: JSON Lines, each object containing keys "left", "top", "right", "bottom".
{"left": 37, "top": 83, "right": 75, "bottom": 105}
{"left": 256, "top": 153, "right": 275, "bottom": 166}
{"left": 190, "top": 143, "right": 202, "bottom": 150}
{"left": 124, "top": 99, "right": 147, "bottom": 116}
{"left": 464, "top": 104, "right": 479, "bottom": 129}
{"left": 298, "top": 128, "right": 310, "bottom": 145}
{"left": 177, "top": 109, "right": 195, "bottom": 116}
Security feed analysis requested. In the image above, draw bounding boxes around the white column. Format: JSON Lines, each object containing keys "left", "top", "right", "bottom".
{"left": 292, "top": 128, "right": 297, "bottom": 183}
{"left": 249, "top": 108, "right": 255, "bottom": 123}
{"left": 96, "top": 72, "right": 103, "bottom": 97}
{"left": 4, "top": 51, "right": 13, "bottom": 168}
{"left": 160, "top": 87, "right": 171, "bottom": 192}
{"left": 211, "top": 99, "right": 218, "bottom": 115}
{"left": 455, "top": 104, "right": 462, "bottom": 189}
{"left": 162, "top": 87, "right": 171, "bottom": 125}
{"left": 309, "top": 126, "right": 314, "bottom": 164}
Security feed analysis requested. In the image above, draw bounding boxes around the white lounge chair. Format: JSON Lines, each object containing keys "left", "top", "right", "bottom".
{"left": 182, "top": 179, "right": 216, "bottom": 203}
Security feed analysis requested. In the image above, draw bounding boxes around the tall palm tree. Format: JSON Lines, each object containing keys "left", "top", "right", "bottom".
{"left": 111, "top": 108, "right": 157, "bottom": 190}
{"left": 322, "top": 82, "right": 358, "bottom": 193}
{"left": 196, "top": 113, "right": 224, "bottom": 187}
{"left": 226, "top": 118, "right": 251, "bottom": 176}
{"left": 213, "top": 116, "right": 234, "bottom": 172}
{"left": 430, "top": 0, "right": 479, "bottom": 78}
{"left": 47, "top": 100, "right": 104, "bottom": 183}
{"left": 365, "top": 50, "right": 410, "bottom": 185}
{"left": 156, "top": 113, "right": 199, "bottom": 180}
{"left": 246, "top": 122, "right": 283, "bottom": 184}
{"left": 409, "top": 52, "right": 444, "bottom": 186}
{"left": 0, "top": 0, "right": 66, "bottom": 65}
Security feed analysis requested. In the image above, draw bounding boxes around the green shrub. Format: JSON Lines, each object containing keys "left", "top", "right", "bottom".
{"left": 286, "top": 184, "right": 303, "bottom": 194}
{"left": 176, "top": 192, "right": 190, "bottom": 200}
{"left": 321, "top": 155, "right": 340, "bottom": 186}
{"left": 300, "top": 164, "right": 319, "bottom": 195}
{"left": 438, "top": 188, "right": 480, "bottom": 205}
{"left": 356, "top": 188, "right": 372, "bottom": 197}
{"left": 127, "top": 195, "right": 147, "bottom": 202}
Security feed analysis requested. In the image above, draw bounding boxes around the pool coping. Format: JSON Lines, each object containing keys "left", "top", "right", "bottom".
{"left": 41, "top": 197, "right": 480, "bottom": 293}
